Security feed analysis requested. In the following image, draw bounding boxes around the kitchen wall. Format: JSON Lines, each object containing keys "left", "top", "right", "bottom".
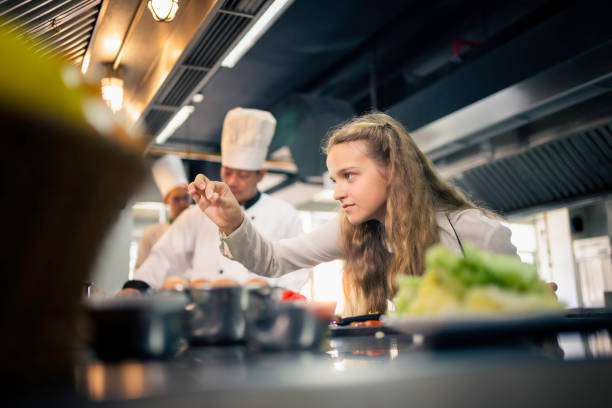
{"left": 89, "top": 205, "right": 134, "bottom": 295}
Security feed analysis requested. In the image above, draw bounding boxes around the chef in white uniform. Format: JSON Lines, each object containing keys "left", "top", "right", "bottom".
{"left": 134, "top": 155, "right": 190, "bottom": 269}
{"left": 128, "top": 108, "right": 310, "bottom": 292}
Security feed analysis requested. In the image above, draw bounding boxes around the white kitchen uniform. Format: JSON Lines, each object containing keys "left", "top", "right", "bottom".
{"left": 134, "top": 193, "right": 310, "bottom": 292}
{"left": 134, "top": 155, "right": 189, "bottom": 268}
{"left": 135, "top": 222, "right": 170, "bottom": 269}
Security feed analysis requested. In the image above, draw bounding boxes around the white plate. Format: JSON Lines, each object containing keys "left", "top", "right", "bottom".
{"left": 379, "top": 311, "right": 612, "bottom": 348}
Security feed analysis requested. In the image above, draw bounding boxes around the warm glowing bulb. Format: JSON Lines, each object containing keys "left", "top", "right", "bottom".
{"left": 102, "top": 37, "right": 122, "bottom": 56}
{"left": 147, "top": 0, "right": 179, "bottom": 22}
{"left": 101, "top": 77, "right": 124, "bottom": 113}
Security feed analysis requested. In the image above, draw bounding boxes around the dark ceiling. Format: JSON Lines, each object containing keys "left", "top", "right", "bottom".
{"left": 165, "top": 0, "right": 575, "bottom": 148}
{"left": 165, "top": 0, "right": 414, "bottom": 150}
{"left": 155, "top": 0, "right": 612, "bottom": 214}
{"left": 4, "top": 0, "right": 611, "bottom": 215}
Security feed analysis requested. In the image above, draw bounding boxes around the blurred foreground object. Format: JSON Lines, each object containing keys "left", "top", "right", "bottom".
{"left": 0, "top": 24, "right": 147, "bottom": 387}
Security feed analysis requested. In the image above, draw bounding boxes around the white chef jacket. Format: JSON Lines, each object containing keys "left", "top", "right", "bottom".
{"left": 134, "top": 222, "right": 169, "bottom": 269}
{"left": 134, "top": 193, "right": 310, "bottom": 292}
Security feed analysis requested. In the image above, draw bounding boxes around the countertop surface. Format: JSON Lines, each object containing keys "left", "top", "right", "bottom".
{"left": 55, "top": 332, "right": 612, "bottom": 408}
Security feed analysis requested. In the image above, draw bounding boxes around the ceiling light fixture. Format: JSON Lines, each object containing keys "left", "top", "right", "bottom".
{"left": 156, "top": 105, "right": 195, "bottom": 144}
{"left": 100, "top": 64, "right": 123, "bottom": 113}
{"left": 221, "top": 0, "right": 292, "bottom": 68}
{"left": 192, "top": 93, "right": 204, "bottom": 103}
{"left": 147, "top": 0, "right": 180, "bottom": 22}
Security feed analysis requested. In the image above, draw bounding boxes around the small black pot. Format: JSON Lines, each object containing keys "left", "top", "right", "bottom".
{"left": 86, "top": 293, "right": 189, "bottom": 360}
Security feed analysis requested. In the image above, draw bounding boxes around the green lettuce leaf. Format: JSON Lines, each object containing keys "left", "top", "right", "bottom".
{"left": 425, "top": 243, "right": 548, "bottom": 295}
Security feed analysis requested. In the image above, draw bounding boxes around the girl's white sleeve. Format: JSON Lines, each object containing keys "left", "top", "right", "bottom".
{"left": 219, "top": 215, "right": 342, "bottom": 278}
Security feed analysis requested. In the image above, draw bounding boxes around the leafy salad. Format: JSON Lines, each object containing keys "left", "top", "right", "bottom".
{"left": 391, "top": 243, "right": 562, "bottom": 316}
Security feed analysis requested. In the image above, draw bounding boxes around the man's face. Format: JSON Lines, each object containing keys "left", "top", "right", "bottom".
{"left": 221, "top": 166, "right": 265, "bottom": 204}
{"left": 164, "top": 186, "right": 191, "bottom": 220}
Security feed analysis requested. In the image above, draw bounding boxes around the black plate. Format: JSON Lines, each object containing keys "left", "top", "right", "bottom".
{"left": 331, "top": 313, "right": 400, "bottom": 337}
{"left": 334, "top": 313, "right": 383, "bottom": 326}
{"left": 329, "top": 324, "right": 401, "bottom": 337}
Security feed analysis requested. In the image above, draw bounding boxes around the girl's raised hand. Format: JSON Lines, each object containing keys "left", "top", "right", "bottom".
{"left": 184, "top": 174, "right": 244, "bottom": 235}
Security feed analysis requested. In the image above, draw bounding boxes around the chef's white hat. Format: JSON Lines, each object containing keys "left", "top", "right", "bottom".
{"left": 152, "top": 155, "right": 188, "bottom": 198}
{"left": 221, "top": 107, "right": 276, "bottom": 171}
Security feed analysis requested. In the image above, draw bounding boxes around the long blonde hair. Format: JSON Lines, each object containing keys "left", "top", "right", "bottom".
{"left": 325, "top": 112, "right": 478, "bottom": 315}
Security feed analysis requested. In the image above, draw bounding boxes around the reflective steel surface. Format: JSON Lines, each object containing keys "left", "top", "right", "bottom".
{"left": 69, "top": 332, "right": 612, "bottom": 407}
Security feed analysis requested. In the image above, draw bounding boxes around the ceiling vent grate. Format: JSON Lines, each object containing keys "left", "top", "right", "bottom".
{"left": 158, "top": 68, "right": 208, "bottom": 106}
{"left": 141, "top": 0, "right": 278, "bottom": 140}
{"left": 222, "top": 0, "right": 267, "bottom": 15}
{"left": 184, "top": 12, "right": 251, "bottom": 68}
{"left": 144, "top": 109, "right": 176, "bottom": 136}
{"left": 0, "top": 0, "right": 102, "bottom": 65}
{"left": 453, "top": 123, "right": 612, "bottom": 214}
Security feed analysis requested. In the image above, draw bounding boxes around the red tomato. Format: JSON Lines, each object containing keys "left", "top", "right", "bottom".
{"left": 349, "top": 320, "right": 382, "bottom": 327}
{"left": 281, "top": 290, "right": 307, "bottom": 301}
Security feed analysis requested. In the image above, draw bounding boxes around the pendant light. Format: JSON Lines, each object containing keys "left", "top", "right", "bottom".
{"left": 147, "top": 0, "right": 179, "bottom": 22}
{"left": 100, "top": 64, "right": 124, "bottom": 113}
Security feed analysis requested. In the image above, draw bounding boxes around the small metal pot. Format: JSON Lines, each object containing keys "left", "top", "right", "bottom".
{"left": 245, "top": 301, "right": 329, "bottom": 350}
{"left": 186, "top": 286, "right": 248, "bottom": 344}
{"left": 605, "top": 291, "right": 612, "bottom": 309}
{"left": 244, "top": 286, "right": 285, "bottom": 321}
{"left": 86, "top": 293, "right": 189, "bottom": 360}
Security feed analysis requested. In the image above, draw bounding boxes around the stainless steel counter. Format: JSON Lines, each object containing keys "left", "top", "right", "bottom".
{"left": 63, "top": 334, "right": 612, "bottom": 407}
